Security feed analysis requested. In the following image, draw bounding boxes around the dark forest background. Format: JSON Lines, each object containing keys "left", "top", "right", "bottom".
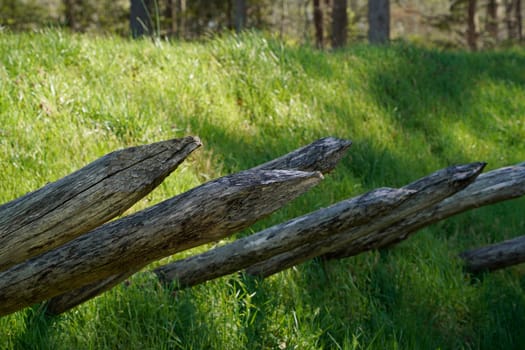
{"left": 1, "top": 0, "right": 523, "bottom": 50}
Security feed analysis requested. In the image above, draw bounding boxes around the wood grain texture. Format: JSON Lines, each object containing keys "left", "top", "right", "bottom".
{"left": 0, "top": 169, "right": 323, "bottom": 316}
{"left": 251, "top": 136, "right": 352, "bottom": 173}
{"left": 326, "top": 162, "right": 525, "bottom": 259}
{"left": 153, "top": 187, "right": 416, "bottom": 288}
{"left": 0, "top": 136, "right": 201, "bottom": 271}
{"left": 44, "top": 137, "right": 351, "bottom": 315}
{"left": 460, "top": 235, "right": 525, "bottom": 273}
{"left": 245, "top": 162, "right": 486, "bottom": 277}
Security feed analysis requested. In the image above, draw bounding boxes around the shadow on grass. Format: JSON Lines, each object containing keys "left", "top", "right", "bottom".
{"left": 290, "top": 43, "right": 525, "bottom": 168}
{"left": 13, "top": 38, "right": 525, "bottom": 349}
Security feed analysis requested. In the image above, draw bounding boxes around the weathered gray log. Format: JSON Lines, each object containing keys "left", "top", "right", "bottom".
{"left": 163, "top": 164, "right": 525, "bottom": 286}
{"left": 0, "top": 136, "right": 202, "bottom": 271}
{"left": 460, "top": 235, "right": 525, "bottom": 273}
{"left": 251, "top": 136, "right": 352, "bottom": 173}
{"left": 153, "top": 187, "right": 416, "bottom": 287}
{"left": 46, "top": 272, "right": 132, "bottom": 315}
{"left": 246, "top": 162, "right": 486, "bottom": 277}
{"left": 44, "top": 136, "right": 352, "bottom": 315}
{"left": 0, "top": 169, "right": 323, "bottom": 316}
{"left": 325, "top": 162, "right": 525, "bottom": 260}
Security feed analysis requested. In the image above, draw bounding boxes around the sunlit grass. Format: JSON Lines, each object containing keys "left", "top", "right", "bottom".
{"left": 0, "top": 29, "right": 525, "bottom": 349}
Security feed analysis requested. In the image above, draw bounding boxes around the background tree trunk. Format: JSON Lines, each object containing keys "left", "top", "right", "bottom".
{"left": 130, "top": 0, "right": 152, "bottom": 38}
{"left": 467, "top": 0, "right": 478, "bottom": 50}
{"left": 63, "top": 0, "right": 78, "bottom": 31}
{"left": 313, "top": 0, "right": 324, "bottom": 48}
{"left": 368, "top": 0, "right": 390, "bottom": 44}
{"left": 177, "top": 0, "right": 186, "bottom": 38}
{"left": 234, "top": 0, "right": 247, "bottom": 33}
{"left": 165, "top": 0, "right": 175, "bottom": 36}
{"left": 331, "top": 0, "right": 348, "bottom": 48}
{"left": 504, "top": 0, "right": 517, "bottom": 39}
{"left": 486, "top": 0, "right": 498, "bottom": 41}
{"left": 517, "top": 0, "right": 523, "bottom": 40}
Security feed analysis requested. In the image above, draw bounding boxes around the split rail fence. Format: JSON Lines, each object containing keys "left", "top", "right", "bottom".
{"left": 1, "top": 136, "right": 524, "bottom": 317}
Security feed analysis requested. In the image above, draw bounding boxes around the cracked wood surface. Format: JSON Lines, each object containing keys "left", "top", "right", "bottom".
{"left": 153, "top": 187, "right": 416, "bottom": 288}
{"left": 245, "top": 162, "right": 486, "bottom": 277}
{"left": 44, "top": 137, "right": 351, "bottom": 315}
{"left": 326, "top": 162, "right": 525, "bottom": 260}
{"left": 0, "top": 169, "right": 323, "bottom": 316}
{"left": 0, "top": 136, "right": 202, "bottom": 271}
{"left": 460, "top": 235, "right": 525, "bottom": 273}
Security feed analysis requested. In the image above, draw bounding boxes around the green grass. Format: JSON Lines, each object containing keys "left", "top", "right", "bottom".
{"left": 1, "top": 29, "right": 525, "bottom": 349}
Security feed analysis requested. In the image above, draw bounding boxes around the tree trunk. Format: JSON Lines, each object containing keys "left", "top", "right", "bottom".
{"left": 0, "top": 169, "right": 323, "bottom": 316}
{"left": 314, "top": 0, "right": 325, "bottom": 48}
{"left": 63, "top": 0, "right": 78, "bottom": 31}
{"left": 130, "top": 0, "right": 152, "bottom": 38}
{"left": 244, "top": 162, "right": 485, "bottom": 277}
{"left": 505, "top": 0, "right": 517, "bottom": 39}
{"left": 486, "top": 0, "right": 498, "bottom": 41}
{"left": 325, "top": 162, "right": 525, "bottom": 259}
{"left": 166, "top": 0, "right": 187, "bottom": 38}
{"left": 234, "top": 0, "right": 247, "bottom": 33}
{"left": 460, "top": 235, "right": 525, "bottom": 273}
{"left": 332, "top": 0, "right": 348, "bottom": 48}
{"left": 467, "top": 0, "right": 478, "bottom": 50}
{"left": 154, "top": 187, "right": 415, "bottom": 288}
{"left": 165, "top": 0, "right": 175, "bottom": 36}
{"left": 0, "top": 137, "right": 201, "bottom": 272}
{"left": 42, "top": 137, "right": 351, "bottom": 315}
{"left": 176, "top": 0, "right": 186, "bottom": 38}
{"left": 368, "top": 0, "right": 390, "bottom": 44}
{"left": 517, "top": 0, "right": 523, "bottom": 40}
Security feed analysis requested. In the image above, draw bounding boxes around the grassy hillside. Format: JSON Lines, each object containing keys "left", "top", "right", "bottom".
{"left": 0, "top": 30, "right": 524, "bottom": 349}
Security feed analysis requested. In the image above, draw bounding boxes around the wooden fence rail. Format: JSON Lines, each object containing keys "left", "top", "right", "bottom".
{"left": 0, "top": 136, "right": 523, "bottom": 318}
{"left": 26, "top": 137, "right": 351, "bottom": 313}
{"left": 153, "top": 162, "right": 483, "bottom": 285}
{"left": 460, "top": 234, "right": 525, "bottom": 273}
{"left": 0, "top": 136, "right": 201, "bottom": 271}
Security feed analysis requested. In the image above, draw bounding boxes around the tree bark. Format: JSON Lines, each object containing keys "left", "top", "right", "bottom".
{"left": 234, "top": 0, "right": 247, "bottom": 33}
{"left": 313, "top": 0, "right": 324, "bottom": 48}
{"left": 368, "top": 0, "right": 390, "bottom": 44}
{"left": 486, "top": 0, "right": 498, "bottom": 41}
{"left": 460, "top": 235, "right": 525, "bottom": 273}
{"left": 332, "top": 0, "right": 348, "bottom": 48}
{"left": 176, "top": 0, "right": 186, "bottom": 38}
{"left": 245, "top": 162, "right": 485, "bottom": 277}
{"left": 43, "top": 137, "right": 351, "bottom": 315}
{"left": 0, "top": 169, "right": 323, "bottom": 316}
{"left": 326, "top": 162, "right": 525, "bottom": 259}
{"left": 466, "top": 0, "right": 478, "bottom": 50}
{"left": 63, "top": 0, "right": 79, "bottom": 31}
{"left": 0, "top": 137, "right": 201, "bottom": 272}
{"left": 165, "top": 0, "right": 175, "bottom": 36}
{"left": 517, "top": 0, "right": 523, "bottom": 40}
{"left": 130, "top": 0, "right": 152, "bottom": 38}
{"left": 154, "top": 187, "right": 416, "bottom": 288}
{"left": 504, "top": 0, "right": 517, "bottom": 39}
